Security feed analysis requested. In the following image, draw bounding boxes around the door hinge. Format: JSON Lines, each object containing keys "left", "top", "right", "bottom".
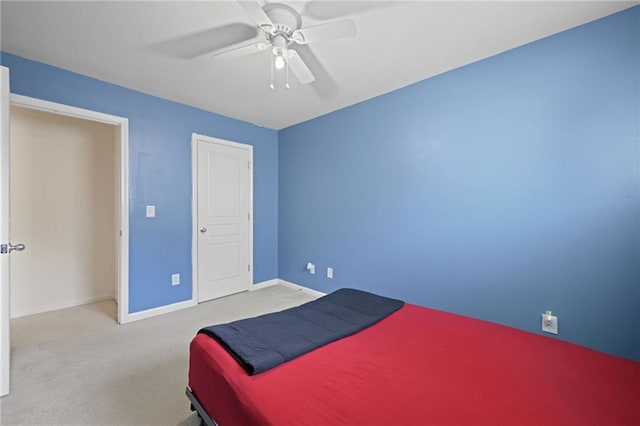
{"left": 248, "top": 161, "right": 251, "bottom": 170}
{"left": 248, "top": 264, "right": 251, "bottom": 272}
{"left": 248, "top": 212, "right": 250, "bottom": 221}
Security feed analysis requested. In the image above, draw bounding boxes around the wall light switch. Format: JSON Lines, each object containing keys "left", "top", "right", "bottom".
{"left": 327, "top": 267, "right": 333, "bottom": 279}
{"left": 146, "top": 205, "right": 156, "bottom": 218}
{"left": 172, "top": 273, "right": 180, "bottom": 286}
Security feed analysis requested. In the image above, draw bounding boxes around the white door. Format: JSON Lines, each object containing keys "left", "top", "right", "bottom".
{"left": 195, "top": 135, "right": 252, "bottom": 302}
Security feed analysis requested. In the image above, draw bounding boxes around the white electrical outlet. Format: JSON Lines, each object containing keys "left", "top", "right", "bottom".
{"left": 327, "top": 267, "right": 333, "bottom": 279}
{"left": 171, "top": 273, "right": 180, "bottom": 286}
{"left": 306, "top": 262, "right": 315, "bottom": 275}
{"left": 146, "top": 205, "right": 156, "bottom": 218}
{"left": 541, "top": 311, "right": 558, "bottom": 334}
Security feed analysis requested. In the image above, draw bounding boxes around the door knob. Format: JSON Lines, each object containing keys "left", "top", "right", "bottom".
{"left": 0, "top": 243, "right": 26, "bottom": 254}
{"left": 200, "top": 227, "right": 207, "bottom": 233}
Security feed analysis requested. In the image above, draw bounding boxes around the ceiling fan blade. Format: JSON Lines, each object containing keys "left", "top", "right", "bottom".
{"left": 238, "top": 1, "right": 274, "bottom": 33}
{"left": 152, "top": 23, "right": 258, "bottom": 59}
{"left": 286, "top": 49, "right": 315, "bottom": 85}
{"left": 292, "top": 18, "right": 357, "bottom": 45}
{"left": 210, "top": 40, "right": 268, "bottom": 60}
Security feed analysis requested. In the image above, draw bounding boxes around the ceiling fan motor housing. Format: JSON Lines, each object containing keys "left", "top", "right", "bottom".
{"left": 264, "top": 3, "right": 301, "bottom": 39}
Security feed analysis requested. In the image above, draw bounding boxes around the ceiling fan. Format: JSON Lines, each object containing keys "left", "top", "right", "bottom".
{"left": 212, "top": 1, "right": 357, "bottom": 88}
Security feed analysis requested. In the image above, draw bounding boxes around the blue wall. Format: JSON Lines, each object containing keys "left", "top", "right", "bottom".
{"left": 0, "top": 52, "right": 279, "bottom": 313}
{"left": 278, "top": 7, "right": 640, "bottom": 361}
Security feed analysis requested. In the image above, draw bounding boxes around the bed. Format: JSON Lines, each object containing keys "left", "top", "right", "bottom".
{"left": 187, "top": 289, "right": 640, "bottom": 425}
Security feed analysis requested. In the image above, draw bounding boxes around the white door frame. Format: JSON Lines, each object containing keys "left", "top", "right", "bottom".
{"left": 9, "top": 94, "right": 131, "bottom": 324}
{"left": 1, "top": 66, "right": 11, "bottom": 396}
{"left": 191, "top": 133, "right": 253, "bottom": 304}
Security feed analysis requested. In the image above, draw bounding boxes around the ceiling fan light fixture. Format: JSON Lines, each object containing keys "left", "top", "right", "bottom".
{"left": 274, "top": 53, "right": 286, "bottom": 70}
{"left": 270, "top": 44, "right": 289, "bottom": 89}
{"left": 272, "top": 45, "right": 287, "bottom": 70}
{"left": 272, "top": 36, "right": 288, "bottom": 71}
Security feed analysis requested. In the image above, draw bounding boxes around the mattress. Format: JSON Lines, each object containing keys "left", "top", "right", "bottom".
{"left": 188, "top": 303, "right": 640, "bottom": 425}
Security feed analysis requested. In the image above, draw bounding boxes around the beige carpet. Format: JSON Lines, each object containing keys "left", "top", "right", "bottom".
{"left": 0, "top": 285, "right": 317, "bottom": 426}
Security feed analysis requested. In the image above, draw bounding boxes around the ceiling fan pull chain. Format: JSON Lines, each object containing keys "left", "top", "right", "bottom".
{"left": 285, "top": 59, "right": 290, "bottom": 89}
{"left": 270, "top": 53, "right": 275, "bottom": 90}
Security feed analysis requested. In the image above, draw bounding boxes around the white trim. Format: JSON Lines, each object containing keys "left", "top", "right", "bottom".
{"left": 191, "top": 136, "right": 198, "bottom": 306}
{"left": 250, "top": 278, "right": 326, "bottom": 298}
{"left": 249, "top": 279, "right": 279, "bottom": 291}
{"left": 10, "top": 94, "right": 131, "bottom": 325}
{"left": 10, "top": 294, "right": 114, "bottom": 319}
{"left": 276, "top": 279, "right": 327, "bottom": 298}
{"left": 11, "top": 95, "right": 125, "bottom": 126}
{"left": 118, "top": 121, "right": 130, "bottom": 324}
{"left": 1, "top": 66, "right": 11, "bottom": 397}
{"left": 124, "top": 299, "right": 196, "bottom": 323}
{"left": 191, "top": 133, "right": 254, "bottom": 305}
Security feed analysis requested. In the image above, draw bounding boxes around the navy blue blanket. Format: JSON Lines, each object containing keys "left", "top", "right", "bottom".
{"left": 198, "top": 288, "right": 404, "bottom": 375}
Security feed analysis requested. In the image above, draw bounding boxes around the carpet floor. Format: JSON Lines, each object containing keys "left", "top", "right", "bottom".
{"left": 0, "top": 284, "right": 317, "bottom": 425}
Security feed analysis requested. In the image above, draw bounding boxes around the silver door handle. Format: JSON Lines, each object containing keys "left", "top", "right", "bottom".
{"left": 200, "top": 227, "right": 207, "bottom": 233}
{"left": 0, "top": 243, "right": 26, "bottom": 254}
{"left": 11, "top": 243, "right": 25, "bottom": 252}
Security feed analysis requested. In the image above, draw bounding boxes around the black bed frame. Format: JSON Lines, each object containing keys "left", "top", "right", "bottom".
{"left": 186, "top": 387, "right": 218, "bottom": 426}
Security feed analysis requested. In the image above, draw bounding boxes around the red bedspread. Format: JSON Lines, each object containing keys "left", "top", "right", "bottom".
{"left": 189, "top": 304, "right": 640, "bottom": 425}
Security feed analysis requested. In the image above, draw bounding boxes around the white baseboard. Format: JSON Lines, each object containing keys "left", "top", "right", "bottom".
{"left": 250, "top": 279, "right": 279, "bottom": 291}
{"left": 250, "top": 278, "right": 327, "bottom": 298}
{"left": 120, "top": 298, "right": 196, "bottom": 324}
{"left": 11, "top": 293, "right": 114, "bottom": 319}
{"left": 276, "top": 279, "right": 327, "bottom": 298}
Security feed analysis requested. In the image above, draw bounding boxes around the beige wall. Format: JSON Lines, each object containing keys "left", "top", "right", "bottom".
{"left": 10, "top": 106, "right": 117, "bottom": 318}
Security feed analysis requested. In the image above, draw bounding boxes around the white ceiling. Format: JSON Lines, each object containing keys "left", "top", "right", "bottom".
{"left": 1, "top": 1, "right": 637, "bottom": 130}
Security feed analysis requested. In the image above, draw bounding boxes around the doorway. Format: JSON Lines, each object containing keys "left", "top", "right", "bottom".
{"left": 10, "top": 106, "right": 118, "bottom": 318}
{"left": 9, "top": 94, "right": 130, "bottom": 324}
{"left": 1, "top": 86, "right": 129, "bottom": 397}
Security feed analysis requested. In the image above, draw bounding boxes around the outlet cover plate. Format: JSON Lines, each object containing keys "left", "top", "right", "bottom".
{"left": 171, "top": 273, "right": 180, "bottom": 286}
{"left": 541, "top": 313, "right": 558, "bottom": 334}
